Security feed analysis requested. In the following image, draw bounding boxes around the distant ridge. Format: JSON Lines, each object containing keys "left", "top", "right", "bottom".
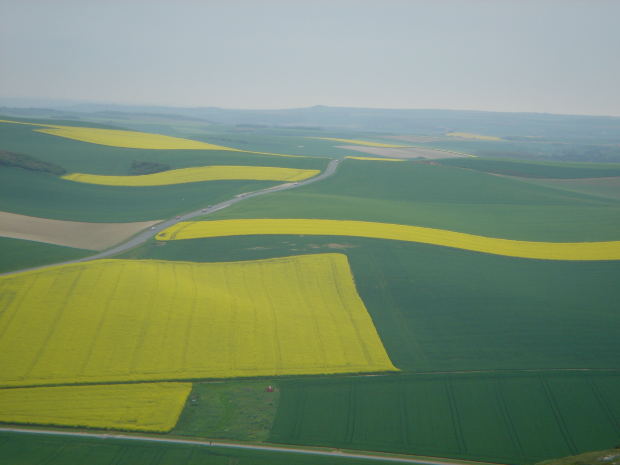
{"left": 2, "top": 99, "right": 620, "bottom": 140}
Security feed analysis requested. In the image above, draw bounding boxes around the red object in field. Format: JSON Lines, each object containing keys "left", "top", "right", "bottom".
{"left": 265, "top": 385, "right": 274, "bottom": 392}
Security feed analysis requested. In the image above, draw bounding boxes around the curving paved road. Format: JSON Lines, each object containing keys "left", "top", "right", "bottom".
{"left": 0, "top": 426, "right": 503, "bottom": 465}
{"left": 0, "top": 159, "right": 340, "bottom": 277}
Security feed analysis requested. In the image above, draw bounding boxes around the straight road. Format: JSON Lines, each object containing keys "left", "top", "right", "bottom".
{"left": 0, "top": 426, "right": 503, "bottom": 465}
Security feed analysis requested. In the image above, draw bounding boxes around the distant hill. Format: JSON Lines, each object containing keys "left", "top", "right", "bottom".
{"left": 1, "top": 100, "right": 620, "bottom": 141}
{"left": 2, "top": 101, "right": 620, "bottom": 162}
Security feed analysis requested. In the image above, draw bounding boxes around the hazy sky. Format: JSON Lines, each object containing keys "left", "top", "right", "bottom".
{"left": 1, "top": 0, "right": 619, "bottom": 115}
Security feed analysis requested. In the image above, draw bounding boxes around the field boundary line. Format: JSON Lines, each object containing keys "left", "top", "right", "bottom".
{"left": 2, "top": 367, "right": 619, "bottom": 390}
{"left": 0, "top": 426, "right": 508, "bottom": 465}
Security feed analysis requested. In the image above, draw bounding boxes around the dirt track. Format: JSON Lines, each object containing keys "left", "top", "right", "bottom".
{"left": 0, "top": 426, "right": 504, "bottom": 465}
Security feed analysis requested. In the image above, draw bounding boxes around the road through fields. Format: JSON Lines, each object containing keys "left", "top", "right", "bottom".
{"left": 0, "top": 159, "right": 340, "bottom": 277}
{"left": 0, "top": 426, "right": 505, "bottom": 465}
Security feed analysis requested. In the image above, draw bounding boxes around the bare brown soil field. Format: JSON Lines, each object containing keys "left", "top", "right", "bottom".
{"left": 337, "top": 145, "right": 468, "bottom": 159}
{"left": 0, "top": 211, "right": 159, "bottom": 250}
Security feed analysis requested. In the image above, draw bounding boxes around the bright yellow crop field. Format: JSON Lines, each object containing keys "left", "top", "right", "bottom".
{"left": 0, "top": 118, "right": 235, "bottom": 150}
{"left": 0, "top": 255, "right": 395, "bottom": 387}
{"left": 62, "top": 165, "right": 320, "bottom": 186}
{"left": 0, "top": 119, "right": 313, "bottom": 157}
{"left": 0, "top": 382, "right": 190, "bottom": 432}
{"left": 312, "top": 137, "right": 408, "bottom": 148}
{"left": 157, "top": 219, "right": 620, "bottom": 261}
{"left": 35, "top": 126, "right": 238, "bottom": 150}
{"left": 446, "top": 132, "right": 503, "bottom": 141}
{"left": 345, "top": 156, "right": 405, "bottom": 162}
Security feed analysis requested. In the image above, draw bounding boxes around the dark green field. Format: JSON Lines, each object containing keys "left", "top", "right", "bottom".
{"left": 0, "top": 167, "right": 282, "bottom": 221}
{"left": 0, "top": 237, "right": 91, "bottom": 273}
{"left": 187, "top": 130, "right": 359, "bottom": 158}
{"left": 204, "top": 159, "right": 620, "bottom": 241}
{"left": 514, "top": 177, "right": 620, "bottom": 201}
{"left": 271, "top": 372, "right": 620, "bottom": 464}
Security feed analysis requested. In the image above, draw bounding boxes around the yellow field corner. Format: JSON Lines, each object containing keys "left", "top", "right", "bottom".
{"left": 156, "top": 219, "right": 620, "bottom": 261}
{"left": 0, "top": 255, "right": 396, "bottom": 387}
{"left": 0, "top": 383, "right": 191, "bottom": 432}
{"left": 62, "top": 165, "right": 320, "bottom": 186}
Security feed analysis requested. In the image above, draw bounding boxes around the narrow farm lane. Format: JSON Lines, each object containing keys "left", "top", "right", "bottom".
{"left": 0, "top": 159, "right": 340, "bottom": 277}
{"left": 0, "top": 426, "right": 505, "bottom": 465}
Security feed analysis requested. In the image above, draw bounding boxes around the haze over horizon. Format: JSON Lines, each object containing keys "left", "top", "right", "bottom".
{"left": 1, "top": 0, "right": 619, "bottom": 117}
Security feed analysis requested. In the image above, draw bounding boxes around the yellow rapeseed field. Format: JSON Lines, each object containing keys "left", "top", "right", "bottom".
{"left": 446, "top": 132, "right": 503, "bottom": 141}
{"left": 62, "top": 165, "right": 320, "bottom": 186}
{"left": 0, "top": 255, "right": 395, "bottom": 387}
{"left": 0, "top": 118, "right": 235, "bottom": 150}
{"left": 35, "top": 126, "right": 238, "bottom": 150}
{"left": 157, "top": 219, "right": 620, "bottom": 261}
{"left": 0, "top": 383, "right": 191, "bottom": 432}
{"left": 312, "top": 137, "right": 408, "bottom": 148}
{"left": 0, "top": 119, "right": 315, "bottom": 157}
{"left": 345, "top": 156, "right": 405, "bottom": 162}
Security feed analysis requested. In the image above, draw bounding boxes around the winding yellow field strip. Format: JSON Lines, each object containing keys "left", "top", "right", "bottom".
{"left": 62, "top": 166, "right": 320, "bottom": 186}
{"left": 345, "top": 156, "right": 405, "bottom": 162}
{"left": 0, "top": 255, "right": 396, "bottom": 387}
{"left": 312, "top": 137, "right": 408, "bottom": 148}
{"left": 446, "top": 132, "right": 503, "bottom": 141}
{"left": 0, "top": 383, "right": 190, "bottom": 432}
{"left": 157, "top": 219, "right": 620, "bottom": 261}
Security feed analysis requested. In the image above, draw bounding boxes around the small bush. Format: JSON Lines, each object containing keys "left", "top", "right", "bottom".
{"left": 129, "top": 161, "right": 171, "bottom": 175}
